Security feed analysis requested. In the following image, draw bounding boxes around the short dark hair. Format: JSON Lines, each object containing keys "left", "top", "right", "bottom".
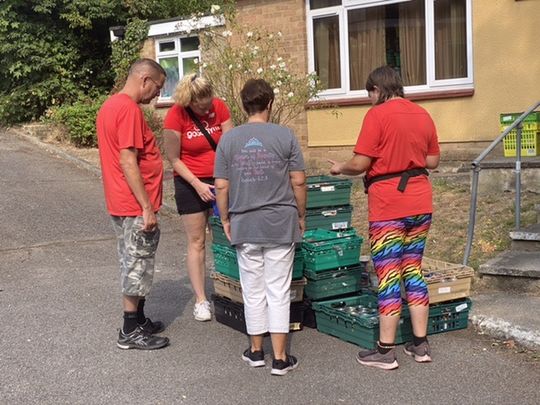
{"left": 240, "top": 79, "right": 274, "bottom": 116}
{"left": 129, "top": 58, "right": 166, "bottom": 78}
{"left": 365, "top": 66, "right": 404, "bottom": 105}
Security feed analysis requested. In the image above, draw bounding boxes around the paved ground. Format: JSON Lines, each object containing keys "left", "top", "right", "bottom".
{"left": 1, "top": 130, "right": 539, "bottom": 404}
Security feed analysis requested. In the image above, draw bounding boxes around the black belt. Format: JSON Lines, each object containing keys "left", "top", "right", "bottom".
{"left": 363, "top": 168, "right": 429, "bottom": 193}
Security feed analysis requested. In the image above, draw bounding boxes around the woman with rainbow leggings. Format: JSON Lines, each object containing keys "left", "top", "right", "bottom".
{"left": 328, "top": 66, "right": 440, "bottom": 370}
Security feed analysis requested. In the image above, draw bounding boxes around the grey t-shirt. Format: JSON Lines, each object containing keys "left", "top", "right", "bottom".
{"left": 214, "top": 122, "right": 305, "bottom": 245}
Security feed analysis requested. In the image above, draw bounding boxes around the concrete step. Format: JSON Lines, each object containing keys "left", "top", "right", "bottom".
{"left": 510, "top": 223, "right": 540, "bottom": 251}
{"left": 478, "top": 251, "right": 540, "bottom": 295}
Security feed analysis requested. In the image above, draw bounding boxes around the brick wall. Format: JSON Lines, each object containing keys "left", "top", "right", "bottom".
{"left": 234, "top": 1, "right": 367, "bottom": 171}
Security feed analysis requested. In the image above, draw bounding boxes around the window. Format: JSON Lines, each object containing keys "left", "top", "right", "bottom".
{"left": 306, "top": 0, "right": 472, "bottom": 99}
{"left": 155, "top": 36, "right": 201, "bottom": 100}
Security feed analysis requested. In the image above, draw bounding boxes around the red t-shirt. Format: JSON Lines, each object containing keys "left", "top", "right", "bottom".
{"left": 96, "top": 93, "right": 163, "bottom": 216}
{"left": 354, "top": 98, "right": 440, "bottom": 222}
{"left": 163, "top": 98, "right": 231, "bottom": 178}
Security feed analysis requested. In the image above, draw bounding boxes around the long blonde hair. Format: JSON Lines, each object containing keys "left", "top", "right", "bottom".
{"left": 173, "top": 73, "right": 214, "bottom": 107}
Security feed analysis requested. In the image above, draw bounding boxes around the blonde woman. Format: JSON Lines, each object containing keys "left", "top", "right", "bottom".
{"left": 163, "top": 73, "right": 233, "bottom": 321}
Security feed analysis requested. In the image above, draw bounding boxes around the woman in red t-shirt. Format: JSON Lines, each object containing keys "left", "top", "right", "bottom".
{"left": 163, "top": 73, "right": 233, "bottom": 322}
{"left": 328, "top": 66, "right": 440, "bottom": 370}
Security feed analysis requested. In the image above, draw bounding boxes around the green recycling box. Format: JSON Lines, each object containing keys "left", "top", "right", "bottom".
{"left": 307, "top": 176, "right": 352, "bottom": 209}
{"left": 305, "top": 205, "right": 353, "bottom": 231}
{"left": 302, "top": 229, "right": 362, "bottom": 272}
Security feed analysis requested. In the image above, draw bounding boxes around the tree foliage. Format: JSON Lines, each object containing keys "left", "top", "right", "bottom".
{"left": 0, "top": 0, "right": 223, "bottom": 125}
{"left": 200, "top": 13, "right": 323, "bottom": 126}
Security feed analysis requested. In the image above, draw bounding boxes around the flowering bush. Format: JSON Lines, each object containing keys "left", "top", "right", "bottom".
{"left": 199, "top": 6, "right": 322, "bottom": 126}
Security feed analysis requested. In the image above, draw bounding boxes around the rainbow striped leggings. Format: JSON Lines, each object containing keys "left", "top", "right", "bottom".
{"left": 369, "top": 214, "right": 431, "bottom": 317}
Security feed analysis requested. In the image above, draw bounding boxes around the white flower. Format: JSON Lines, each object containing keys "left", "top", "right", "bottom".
{"left": 247, "top": 31, "right": 253, "bottom": 38}
{"left": 257, "top": 67, "right": 263, "bottom": 74}
{"left": 202, "top": 63, "right": 208, "bottom": 68}
{"left": 228, "top": 64, "right": 233, "bottom": 70}
{"left": 268, "top": 34, "right": 274, "bottom": 39}
{"left": 273, "top": 88, "right": 280, "bottom": 94}
{"left": 237, "top": 63, "right": 241, "bottom": 68}
{"left": 287, "top": 92, "right": 294, "bottom": 98}
{"left": 194, "top": 58, "right": 199, "bottom": 64}
{"left": 276, "top": 80, "right": 282, "bottom": 86}
{"left": 279, "top": 62, "right": 286, "bottom": 69}
{"left": 270, "top": 64, "right": 277, "bottom": 70}
{"left": 210, "top": 4, "right": 221, "bottom": 14}
{"left": 222, "top": 30, "right": 232, "bottom": 37}
{"left": 277, "top": 31, "right": 282, "bottom": 37}
{"left": 277, "top": 57, "right": 283, "bottom": 62}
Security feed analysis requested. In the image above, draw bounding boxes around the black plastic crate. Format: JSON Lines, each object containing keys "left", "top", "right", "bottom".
{"left": 212, "top": 294, "right": 305, "bottom": 334}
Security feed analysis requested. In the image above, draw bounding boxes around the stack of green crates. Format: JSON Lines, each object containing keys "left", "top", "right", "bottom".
{"left": 312, "top": 293, "right": 472, "bottom": 349}
{"left": 306, "top": 176, "right": 353, "bottom": 231}
{"left": 302, "top": 229, "right": 367, "bottom": 301}
{"left": 209, "top": 216, "right": 305, "bottom": 280}
{"left": 209, "top": 215, "right": 307, "bottom": 332}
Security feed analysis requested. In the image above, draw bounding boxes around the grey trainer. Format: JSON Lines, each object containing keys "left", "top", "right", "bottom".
{"left": 356, "top": 347, "right": 398, "bottom": 370}
{"left": 403, "top": 341, "right": 432, "bottom": 362}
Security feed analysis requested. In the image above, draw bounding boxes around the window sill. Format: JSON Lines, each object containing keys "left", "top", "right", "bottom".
{"left": 307, "top": 88, "right": 474, "bottom": 108}
{"left": 155, "top": 100, "right": 174, "bottom": 108}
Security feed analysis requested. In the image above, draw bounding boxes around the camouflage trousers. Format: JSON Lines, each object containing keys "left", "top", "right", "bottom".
{"left": 111, "top": 215, "right": 160, "bottom": 297}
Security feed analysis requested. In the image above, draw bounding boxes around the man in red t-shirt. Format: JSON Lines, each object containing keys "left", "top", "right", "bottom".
{"left": 96, "top": 59, "right": 169, "bottom": 350}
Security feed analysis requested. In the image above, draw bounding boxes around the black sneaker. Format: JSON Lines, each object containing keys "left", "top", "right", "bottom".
{"left": 138, "top": 318, "right": 165, "bottom": 334}
{"left": 271, "top": 354, "right": 299, "bottom": 376}
{"left": 241, "top": 348, "right": 265, "bottom": 367}
{"left": 117, "top": 326, "right": 169, "bottom": 350}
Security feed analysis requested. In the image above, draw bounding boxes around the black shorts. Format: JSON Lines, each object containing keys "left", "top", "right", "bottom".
{"left": 174, "top": 176, "right": 213, "bottom": 215}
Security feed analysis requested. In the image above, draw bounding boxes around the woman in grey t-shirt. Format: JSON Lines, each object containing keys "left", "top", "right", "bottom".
{"left": 214, "top": 79, "right": 306, "bottom": 376}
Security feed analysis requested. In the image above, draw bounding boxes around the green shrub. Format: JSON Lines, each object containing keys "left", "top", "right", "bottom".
{"left": 46, "top": 94, "right": 107, "bottom": 148}
{"left": 47, "top": 95, "right": 165, "bottom": 148}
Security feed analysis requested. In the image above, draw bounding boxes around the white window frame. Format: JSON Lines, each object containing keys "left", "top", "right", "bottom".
{"left": 306, "top": 0, "right": 473, "bottom": 100}
{"left": 155, "top": 36, "right": 200, "bottom": 102}
{"left": 149, "top": 15, "right": 224, "bottom": 102}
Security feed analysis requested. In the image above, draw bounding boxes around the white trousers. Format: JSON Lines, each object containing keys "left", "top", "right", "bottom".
{"left": 236, "top": 243, "right": 295, "bottom": 335}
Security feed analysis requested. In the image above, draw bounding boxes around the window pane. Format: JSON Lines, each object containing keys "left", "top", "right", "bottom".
{"left": 348, "top": 1, "right": 425, "bottom": 90}
{"left": 182, "top": 57, "right": 199, "bottom": 76}
{"left": 159, "top": 41, "right": 175, "bottom": 52}
{"left": 159, "top": 57, "right": 179, "bottom": 99}
{"left": 434, "top": 0, "right": 467, "bottom": 79}
{"left": 398, "top": 0, "right": 425, "bottom": 86}
{"left": 314, "top": 16, "right": 341, "bottom": 89}
{"left": 310, "top": 0, "right": 341, "bottom": 9}
{"left": 348, "top": 7, "right": 386, "bottom": 90}
{"left": 181, "top": 37, "right": 200, "bottom": 52}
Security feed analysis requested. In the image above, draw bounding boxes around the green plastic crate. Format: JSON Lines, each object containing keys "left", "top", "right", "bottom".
{"left": 500, "top": 112, "right": 540, "bottom": 157}
{"left": 209, "top": 216, "right": 231, "bottom": 247}
{"left": 312, "top": 295, "right": 471, "bottom": 349}
{"left": 304, "top": 264, "right": 367, "bottom": 301}
{"left": 212, "top": 244, "right": 304, "bottom": 280}
{"left": 302, "top": 229, "right": 362, "bottom": 272}
{"left": 212, "top": 244, "right": 239, "bottom": 280}
{"left": 306, "top": 205, "right": 352, "bottom": 231}
{"left": 307, "top": 176, "right": 352, "bottom": 209}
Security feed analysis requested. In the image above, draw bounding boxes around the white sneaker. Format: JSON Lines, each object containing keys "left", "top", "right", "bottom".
{"left": 193, "top": 300, "right": 212, "bottom": 321}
